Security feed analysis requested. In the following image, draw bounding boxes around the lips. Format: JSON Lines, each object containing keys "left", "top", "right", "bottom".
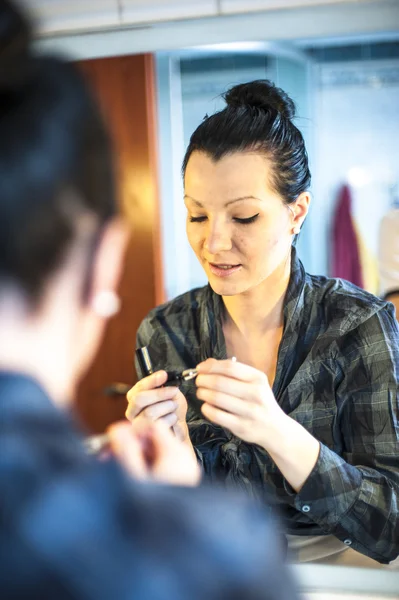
{"left": 208, "top": 262, "right": 242, "bottom": 278}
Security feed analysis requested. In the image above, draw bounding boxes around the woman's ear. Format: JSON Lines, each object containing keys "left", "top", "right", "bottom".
{"left": 290, "top": 192, "right": 311, "bottom": 235}
{"left": 89, "top": 217, "right": 130, "bottom": 319}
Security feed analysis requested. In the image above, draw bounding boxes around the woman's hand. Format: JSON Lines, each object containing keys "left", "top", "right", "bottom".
{"left": 196, "top": 358, "right": 320, "bottom": 492}
{"left": 196, "top": 358, "right": 286, "bottom": 451}
{"left": 125, "top": 371, "right": 190, "bottom": 443}
{"left": 107, "top": 420, "right": 201, "bottom": 487}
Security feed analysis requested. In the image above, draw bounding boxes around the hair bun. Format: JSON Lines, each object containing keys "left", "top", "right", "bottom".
{"left": 224, "top": 79, "right": 296, "bottom": 120}
{"left": 0, "top": 0, "right": 32, "bottom": 91}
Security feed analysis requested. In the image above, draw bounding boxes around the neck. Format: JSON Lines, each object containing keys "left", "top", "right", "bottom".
{"left": 222, "top": 252, "right": 291, "bottom": 337}
{"left": 0, "top": 290, "right": 76, "bottom": 408}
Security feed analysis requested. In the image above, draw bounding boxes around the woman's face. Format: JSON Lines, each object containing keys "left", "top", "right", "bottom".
{"left": 184, "top": 151, "right": 299, "bottom": 297}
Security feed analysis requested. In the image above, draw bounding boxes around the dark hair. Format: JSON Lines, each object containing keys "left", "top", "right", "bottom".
{"left": 182, "top": 80, "right": 311, "bottom": 205}
{"left": 0, "top": 0, "right": 116, "bottom": 305}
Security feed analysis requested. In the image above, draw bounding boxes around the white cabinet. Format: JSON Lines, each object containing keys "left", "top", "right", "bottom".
{"left": 20, "top": 1, "right": 120, "bottom": 34}
{"left": 220, "top": 0, "right": 370, "bottom": 15}
{"left": 21, "top": 1, "right": 120, "bottom": 34}
{"left": 21, "top": 1, "right": 219, "bottom": 34}
{"left": 121, "top": 1, "right": 218, "bottom": 25}
{"left": 21, "top": 0, "right": 388, "bottom": 36}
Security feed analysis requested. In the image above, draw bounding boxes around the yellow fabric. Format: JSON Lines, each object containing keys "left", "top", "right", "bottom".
{"left": 353, "top": 222, "right": 379, "bottom": 295}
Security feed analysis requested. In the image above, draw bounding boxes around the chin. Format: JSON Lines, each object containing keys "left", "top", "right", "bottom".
{"left": 208, "top": 276, "right": 249, "bottom": 297}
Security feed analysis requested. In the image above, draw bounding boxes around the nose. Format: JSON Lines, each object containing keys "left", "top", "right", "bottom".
{"left": 203, "top": 218, "right": 232, "bottom": 254}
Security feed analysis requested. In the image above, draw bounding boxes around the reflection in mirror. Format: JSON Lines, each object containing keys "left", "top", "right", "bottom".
{"left": 152, "top": 33, "right": 399, "bottom": 580}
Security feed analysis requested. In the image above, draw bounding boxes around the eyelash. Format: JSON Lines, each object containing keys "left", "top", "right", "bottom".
{"left": 189, "top": 214, "right": 259, "bottom": 225}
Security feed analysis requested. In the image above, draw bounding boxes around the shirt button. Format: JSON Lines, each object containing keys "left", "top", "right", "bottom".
{"left": 344, "top": 539, "right": 352, "bottom": 546}
{"left": 302, "top": 505, "right": 311, "bottom": 513}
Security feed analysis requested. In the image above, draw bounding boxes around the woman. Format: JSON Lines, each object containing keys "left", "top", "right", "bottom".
{"left": 0, "top": 3, "right": 295, "bottom": 599}
{"left": 127, "top": 80, "right": 399, "bottom": 567}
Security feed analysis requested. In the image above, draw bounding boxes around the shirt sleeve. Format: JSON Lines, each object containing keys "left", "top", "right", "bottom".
{"left": 284, "top": 304, "right": 399, "bottom": 564}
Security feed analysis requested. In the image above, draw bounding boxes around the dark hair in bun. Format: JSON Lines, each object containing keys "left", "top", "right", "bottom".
{"left": 224, "top": 80, "right": 295, "bottom": 120}
{"left": 182, "top": 79, "right": 310, "bottom": 206}
{"left": 0, "top": 0, "right": 116, "bottom": 306}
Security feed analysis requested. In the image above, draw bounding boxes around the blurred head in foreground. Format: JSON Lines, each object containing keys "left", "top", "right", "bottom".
{"left": 0, "top": 0, "right": 127, "bottom": 402}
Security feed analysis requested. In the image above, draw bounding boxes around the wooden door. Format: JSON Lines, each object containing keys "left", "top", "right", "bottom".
{"left": 76, "top": 54, "right": 164, "bottom": 433}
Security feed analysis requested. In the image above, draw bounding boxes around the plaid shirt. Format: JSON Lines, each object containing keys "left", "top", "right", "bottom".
{"left": 0, "top": 372, "right": 295, "bottom": 600}
{"left": 137, "top": 249, "right": 399, "bottom": 565}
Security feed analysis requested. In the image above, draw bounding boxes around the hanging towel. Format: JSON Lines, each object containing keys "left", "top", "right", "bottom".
{"left": 331, "top": 184, "right": 364, "bottom": 288}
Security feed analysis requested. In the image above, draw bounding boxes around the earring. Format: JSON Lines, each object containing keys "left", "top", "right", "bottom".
{"left": 293, "top": 226, "right": 301, "bottom": 235}
{"left": 92, "top": 290, "right": 121, "bottom": 318}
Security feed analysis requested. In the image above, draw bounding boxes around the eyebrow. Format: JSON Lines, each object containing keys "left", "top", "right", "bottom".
{"left": 184, "top": 195, "right": 263, "bottom": 207}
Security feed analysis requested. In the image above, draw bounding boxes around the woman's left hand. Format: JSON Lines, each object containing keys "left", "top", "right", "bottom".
{"left": 196, "top": 358, "right": 287, "bottom": 451}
